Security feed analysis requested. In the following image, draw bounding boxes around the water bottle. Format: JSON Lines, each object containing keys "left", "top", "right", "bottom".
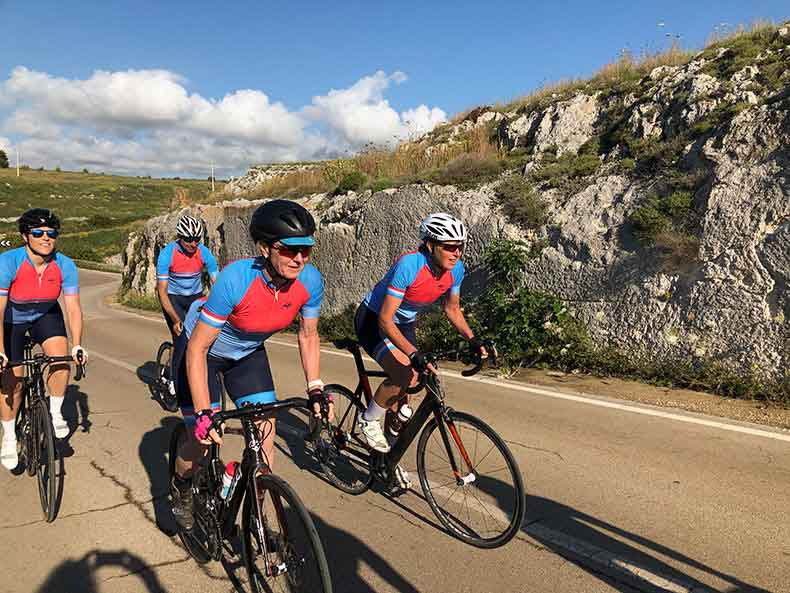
{"left": 219, "top": 461, "right": 238, "bottom": 500}
{"left": 388, "top": 404, "right": 413, "bottom": 440}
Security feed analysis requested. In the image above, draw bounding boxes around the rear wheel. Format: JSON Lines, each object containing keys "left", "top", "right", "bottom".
{"left": 168, "top": 422, "right": 211, "bottom": 564}
{"left": 416, "top": 410, "right": 525, "bottom": 548}
{"left": 34, "top": 399, "right": 61, "bottom": 522}
{"left": 156, "top": 341, "right": 178, "bottom": 412}
{"left": 242, "top": 473, "right": 332, "bottom": 593}
{"left": 313, "top": 384, "right": 373, "bottom": 495}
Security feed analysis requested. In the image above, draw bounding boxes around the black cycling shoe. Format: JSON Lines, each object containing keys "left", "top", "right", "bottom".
{"left": 171, "top": 477, "right": 194, "bottom": 531}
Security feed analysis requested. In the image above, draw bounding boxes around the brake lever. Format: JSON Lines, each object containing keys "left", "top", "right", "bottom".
{"left": 75, "top": 351, "right": 86, "bottom": 381}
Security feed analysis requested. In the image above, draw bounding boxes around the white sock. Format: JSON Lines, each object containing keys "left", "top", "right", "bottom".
{"left": 50, "top": 395, "right": 64, "bottom": 417}
{"left": 363, "top": 400, "right": 387, "bottom": 422}
{"left": 1, "top": 419, "right": 15, "bottom": 441}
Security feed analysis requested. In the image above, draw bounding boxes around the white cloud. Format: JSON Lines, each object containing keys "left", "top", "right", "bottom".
{"left": 0, "top": 66, "right": 446, "bottom": 176}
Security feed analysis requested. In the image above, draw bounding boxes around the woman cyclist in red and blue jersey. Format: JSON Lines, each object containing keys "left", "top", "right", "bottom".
{"left": 156, "top": 215, "right": 218, "bottom": 340}
{"left": 0, "top": 209, "right": 88, "bottom": 470}
{"left": 354, "top": 213, "right": 488, "bottom": 472}
{"left": 169, "top": 200, "right": 332, "bottom": 530}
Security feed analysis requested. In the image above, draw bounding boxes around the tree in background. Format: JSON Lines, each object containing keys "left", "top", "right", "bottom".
{"left": 0, "top": 150, "right": 9, "bottom": 168}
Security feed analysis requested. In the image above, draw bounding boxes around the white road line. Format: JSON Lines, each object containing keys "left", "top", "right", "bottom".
{"left": 91, "top": 350, "right": 142, "bottom": 374}
{"left": 95, "top": 305, "right": 790, "bottom": 443}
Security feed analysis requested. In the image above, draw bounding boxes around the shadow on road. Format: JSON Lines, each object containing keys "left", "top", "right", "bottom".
{"left": 35, "top": 549, "right": 168, "bottom": 593}
{"left": 138, "top": 416, "right": 181, "bottom": 536}
{"left": 61, "top": 382, "right": 92, "bottom": 439}
{"left": 136, "top": 361, "right": 173, "bottom": 412}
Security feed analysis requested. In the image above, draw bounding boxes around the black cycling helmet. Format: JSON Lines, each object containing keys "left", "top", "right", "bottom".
{"left": 18, "top": 208, "right": 60, "bottom": 234}
{"left": 249, "top": 199, "right": 316, "bottom": 245}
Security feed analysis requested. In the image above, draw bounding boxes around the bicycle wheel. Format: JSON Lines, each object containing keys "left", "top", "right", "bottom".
{"left": 242, "top": 473, "right": 332, "bottom": 593}
{"left": 167, "top": 422, "right": 211, "bottom": 564}
{"left": 34, "top": 399, "right": 61, "bottom": 522}
{"left": 313, "top": 383, "right": 373, "bottom": 495}
{"left": 15, "top": 402, "right": 34, "bottom": 477}
{"left": 156, "top": 341, "right": 178, "bottom": 412}
{"left": 416, "top": 410, "right": 525, "bottom": 548}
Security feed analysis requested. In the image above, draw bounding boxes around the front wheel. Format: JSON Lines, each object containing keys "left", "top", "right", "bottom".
{"left": 416, "top": 410, "right": 525, "bottom": 548}
{"left": 156, "top": 341, "right": 178, "bottom": 413}
{"left": 242, "top": 473, "right": 332, "bottom": 593}
{"left": 34, "top": 399, "right": 62, "bottom": 522}
{"left": 313, "top": 383, "right": 373, "bottom": 495}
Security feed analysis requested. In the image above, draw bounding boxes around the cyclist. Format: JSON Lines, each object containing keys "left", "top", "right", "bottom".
{"left": 0, "top": 209, "right": 88, "bottom": 470}
{"left": 156, "top": 214, "right": 218, "bottom": 341}
{"left": 354, "top": 213, "right": 487, "bottom": 482}
{"left": 169, "top": 199, "right": 332, "bottom": 530}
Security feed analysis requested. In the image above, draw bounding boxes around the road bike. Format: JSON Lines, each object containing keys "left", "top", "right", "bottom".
{"left": 168, "top": 398, "right": 333, "bottom": 592}
{"left": 154, "top": 340, "right": 178, "bottom": 412}
{"left": 312, "top": 338, "right": 525, "bottom": 549}
{"left": 8, "top": 337, "right": 85, "bottom": 522}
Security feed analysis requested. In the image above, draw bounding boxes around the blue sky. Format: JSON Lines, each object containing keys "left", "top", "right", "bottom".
{"left": 0, "top": 0, "right": 787, "bottom": 177}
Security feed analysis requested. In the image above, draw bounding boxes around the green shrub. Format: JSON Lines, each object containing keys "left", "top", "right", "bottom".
{"left": 118, "top": 290, "right": 161, "bottom": 312}
{"left": 618, "top": 158, "right": 636, "bottom": 173}
{"left": 0, "top": 150, "right": 8, "bottom": 169}
{"left": 430, "top": 154, "right": 503, "bottom": 189}
{"left": 317, "top": 304, "right": 357, "bottom": 342}
{"left": 531, "top": 151, "right": 600, "bottom": 189}
{"left": 494, "top": 176, "right": 547, "bottom": 229}
{"left": 631, "top": 198, "right": 669, "bottom": 244}
{"left": 334, "top": 171, "right": 367, "bottom": 195}
{"left": 369, "top": 177, "right": 396, "bottom": 193}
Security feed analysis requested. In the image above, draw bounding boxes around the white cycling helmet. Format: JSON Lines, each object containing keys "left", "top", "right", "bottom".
{"left": 419, "top": 212, "right": 468, "bottom": 242}
{"left": 176, "top": 215, "right": 204, "bottom": 238}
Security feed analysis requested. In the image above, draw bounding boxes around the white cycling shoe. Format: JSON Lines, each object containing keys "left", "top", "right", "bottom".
{"left": 51, "top": 413, "right": 69, "bottom": 439}
{"left": 1, "top": 438, "right": 18, "bottom": 470}
{"left": 357, "top": 412, "right": 391, "bottom": 453}
{"left": 394, "top": 464, "right": 412, "bottom": 490}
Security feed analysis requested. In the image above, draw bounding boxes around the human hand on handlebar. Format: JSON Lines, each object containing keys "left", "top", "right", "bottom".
{"left": 194, "top": 409, "right": 223, "bottom": 446}
{"left": 0, "top": 351, "right": 7, "bottom": 371}
{"left": 307, "top": 385, "right": 335, "bottom": 422}
{"left": 72, "top": 345, "right": 89, "bottom": 365}
{"left": 409, "top": 350, "right": 437, "bottom": 375}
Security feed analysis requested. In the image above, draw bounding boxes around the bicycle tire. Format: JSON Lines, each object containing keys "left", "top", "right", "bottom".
{"left": 242, "top": 473, "right": 332, "bottom": 593}
{"left": 167, "top": 421, "right": 211, "bottom": 564}
{"left": 15, "top": 401, "right": 35, "bottom": 477}
{"left": 34, "top": 399, "right": 60, "bottom": 522}
{"left": 313, "top": 383, "right": 373, "bottom": 495}
{"left": 416, "top": 410, "right": 525, "bottom": 548}
{"left": 156, "top": 341, "right": 178, "bottom": 413}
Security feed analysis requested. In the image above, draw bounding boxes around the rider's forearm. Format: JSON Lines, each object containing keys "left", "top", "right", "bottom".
{"left": 379, "top": 317, "right": 418, "bottom": 356}
{"left": 67, "top": 305, "right": 83, "bottom": 346}
{"left": 157, "top": 282, "right": 179, "bottom": 322}
{"left": 297, "top": 325, "right": 321, "bottom": 384}
{"left": 444, "top": 303, "right": 474, "bottom": 341}
{"left": 186, "top": 341, "right": 211, "bottom": 410}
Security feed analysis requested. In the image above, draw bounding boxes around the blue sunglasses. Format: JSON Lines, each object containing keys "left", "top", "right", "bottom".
{"left": 30, "top": 228, "right": 59, "bottom": 239}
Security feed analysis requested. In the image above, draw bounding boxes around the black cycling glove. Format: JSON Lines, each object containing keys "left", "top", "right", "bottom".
{"left": 409, "top": 350, "right": 431, "bottom": 372}
{"left": 469, "top": 337, "right": 485, "bottom": 357}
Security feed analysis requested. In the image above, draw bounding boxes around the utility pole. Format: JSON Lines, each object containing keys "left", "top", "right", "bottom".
{"left": 16, "top": 148, "right": 19, "bottom": 177}
{"left": 211, "top": 162, "right": 215, "bottom": 192}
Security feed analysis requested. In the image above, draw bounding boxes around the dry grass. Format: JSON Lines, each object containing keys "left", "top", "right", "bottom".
{"left": 244, "top": 168, "right": 332, "bottom": 200}
{"left": 704, "top": 18, "right": 777, "bottom": 47}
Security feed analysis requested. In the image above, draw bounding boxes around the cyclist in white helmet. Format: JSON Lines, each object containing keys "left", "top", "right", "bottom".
{"left": 353, "top": 212, "right": 487, "bottom": 486}
{"left": 156, "top": 215, "right": 219, "bottom": 341}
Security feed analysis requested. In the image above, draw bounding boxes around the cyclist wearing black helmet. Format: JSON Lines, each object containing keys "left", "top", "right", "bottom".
{"left": 169, "top": 199, "right": 332, "bottom": 530}
{"left": 0, "top": 209, "right": 87, "bottom": 469}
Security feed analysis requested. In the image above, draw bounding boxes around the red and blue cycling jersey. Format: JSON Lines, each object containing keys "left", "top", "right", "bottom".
{"left": 156, "top": 241, "right": 218, "bottom": 296}
{"left": 363, "top": 250, "right": 464, "bottom": 324}
{"left": 184, "top": 257, "right": 323, "bottom": 360}
{"left": 0, "top": 247, "right": 79, "bottom": 324}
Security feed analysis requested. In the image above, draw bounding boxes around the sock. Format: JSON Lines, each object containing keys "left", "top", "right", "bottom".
{"left": 363, "top": 400, "right": 388, "bottom": 422}
{"left": 1, "top": 420, "right": 14, "bottom": 441}
{"left": 49, "top": 395, "right": 64, "bottom": 417}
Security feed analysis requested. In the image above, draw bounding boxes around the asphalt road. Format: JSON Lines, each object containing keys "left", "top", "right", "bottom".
{"left": 1, "top": 269, "right": 788, "bottom": 593}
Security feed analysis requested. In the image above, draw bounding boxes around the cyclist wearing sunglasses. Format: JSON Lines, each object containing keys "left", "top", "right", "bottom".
{"left": 354, "top": 213, "right": 487, "bottom": 469}
{"left": 0, "top": 209, "right": 87, "bottom": 469}
{"left": 169, "top": 199, "right": 331, "bottom": 530}
{"left": 156, "top": 215, "right": 218, "bottom": 341}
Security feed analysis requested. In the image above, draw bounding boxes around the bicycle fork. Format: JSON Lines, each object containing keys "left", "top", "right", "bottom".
{"left": 436, "top": 412, "right": 477, "bottom": 486}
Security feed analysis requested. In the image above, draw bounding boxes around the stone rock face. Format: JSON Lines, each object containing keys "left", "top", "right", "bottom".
{"left": 124, "top": 26, "right": 789, "bottom": 382}
{"left": 224, "top": 163, "right": 321, "bottom": 196}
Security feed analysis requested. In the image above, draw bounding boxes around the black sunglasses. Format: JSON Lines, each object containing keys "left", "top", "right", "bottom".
{"left": 272, "top": 244, "right": 313, "bottom": 258}
{"left": 30, "top": 228, "right": 59, "bottom": 239}
{"left": 180, "top": 236, "right": 201, "bottom": 243}
{"left": 438, "top": 242, "right": 463, "bottom": 253}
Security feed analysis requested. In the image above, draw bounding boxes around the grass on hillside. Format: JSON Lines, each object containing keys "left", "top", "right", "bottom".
{"left": 0, "top": 168, "right": 225, "bottom": 261}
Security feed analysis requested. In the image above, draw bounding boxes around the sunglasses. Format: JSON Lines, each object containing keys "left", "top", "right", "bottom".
{"left": 438, "top": 242, "right": 463, "bottom": 254}
{"left": 180, "top": 236, "right": 200, "bottom": 243}
{"left": 272, "top": 244, "right": 313, "bottom": 258}
{"left": 30, "top": 229, "right": 59, "bottom": 239}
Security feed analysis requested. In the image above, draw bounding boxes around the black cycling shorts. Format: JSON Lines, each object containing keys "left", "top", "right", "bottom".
{"left": 3, "top": 302, "right": 68, "bottom": 360}
{"left": 354, "top": 303, "right": 416, "bottom": 363}
{"left": 162, "top": 293, "right": 202, "bottom": 339}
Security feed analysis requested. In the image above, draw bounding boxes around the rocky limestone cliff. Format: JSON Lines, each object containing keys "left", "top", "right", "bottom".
{"left": 124, "top": 25, "right": 789, "bottom": 382}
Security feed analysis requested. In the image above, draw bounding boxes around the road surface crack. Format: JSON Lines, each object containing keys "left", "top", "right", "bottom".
{"left": 99, "top": 556, "right": 191, "bottom": 583}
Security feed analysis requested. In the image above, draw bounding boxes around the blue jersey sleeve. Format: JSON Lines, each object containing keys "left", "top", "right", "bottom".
{"left": 298, "top": 265, "right": 323, "bottom": 319}
{"left": 385, "top": 254, "right": 421, "bottom": 300}
{"left": 199, "top": 244, "right": 219, "bottom": 282}
{"left": 450, "top": 260, "right": 465, "bottom": 295}
{"left": 156, "top": 242, "right": 175, "bottom": 282}
{"left": 199, "top": 260, "right": 244, "bottom": 328}
{"left": 0, "top": 250, "right": 19, "bottom": 297}
{"left": 57, "top": 254, "right": 80, "bottom": 295}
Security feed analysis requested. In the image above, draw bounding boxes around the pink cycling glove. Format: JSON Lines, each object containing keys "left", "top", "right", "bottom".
{"left": 194, "top": 410, "right": 215, "bottom": 441}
